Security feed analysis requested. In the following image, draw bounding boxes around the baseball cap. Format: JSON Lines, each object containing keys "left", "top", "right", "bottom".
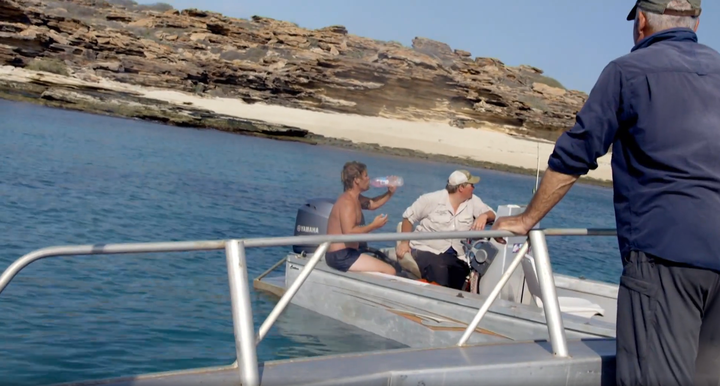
{"left": 626, "top": 0, "right": 701, "bottom": 21}
{"left": 448, "top": 170, "right": 480, "bottom": 186}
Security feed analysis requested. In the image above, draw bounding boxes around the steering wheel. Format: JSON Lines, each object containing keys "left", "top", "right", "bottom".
{"left": 461, "top": 237, "right": 490, "bottom": 252}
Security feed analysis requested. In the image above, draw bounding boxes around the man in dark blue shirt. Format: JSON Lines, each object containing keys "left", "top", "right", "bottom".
{"left": 493, "top": 0, "right": 720, "bottom": 385}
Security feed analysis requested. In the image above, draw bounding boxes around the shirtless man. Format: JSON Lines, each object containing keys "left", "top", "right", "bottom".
{"left": 325, "top": 161, "right": 397, "bottom": 275}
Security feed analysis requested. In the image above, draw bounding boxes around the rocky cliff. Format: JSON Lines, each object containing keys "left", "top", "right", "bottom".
{"left": 0, "top": 0, "right": 588, "bottom": 142}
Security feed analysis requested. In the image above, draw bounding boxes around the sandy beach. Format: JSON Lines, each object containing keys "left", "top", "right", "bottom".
{"left": 142, "top": 89, "right": 613, "bottom": 182}
{"left": 1, "top": 65, "right": 613, "bottom": 182}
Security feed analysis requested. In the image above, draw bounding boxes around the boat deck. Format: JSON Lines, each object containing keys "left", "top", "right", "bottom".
{"left": 54, "top": 338, "right": 616, "bottom": 386}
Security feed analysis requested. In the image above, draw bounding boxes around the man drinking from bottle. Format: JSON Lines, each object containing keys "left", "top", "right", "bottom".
{"left": 325, "top": 161, "right": 399, "bottom": 275}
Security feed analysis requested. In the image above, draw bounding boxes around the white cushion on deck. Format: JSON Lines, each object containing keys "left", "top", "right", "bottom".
{"left": 521, "top": 255, "right": 605, "bottom": 319}
{"left": 535, "top": 296, "right": 606, "bottom": 319}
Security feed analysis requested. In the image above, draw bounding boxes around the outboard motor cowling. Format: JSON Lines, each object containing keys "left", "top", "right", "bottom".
{"left": 292, "top": 198, "right": 335, "bottom": 254}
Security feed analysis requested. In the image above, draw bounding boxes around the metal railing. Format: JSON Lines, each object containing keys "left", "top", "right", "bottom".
{"left": 0, "top": 228, "right": 616, "bottom": 386}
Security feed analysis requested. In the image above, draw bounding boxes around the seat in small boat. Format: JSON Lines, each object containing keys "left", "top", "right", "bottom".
{"left": 388, "top": 222, "right": 422, "bottom": 279}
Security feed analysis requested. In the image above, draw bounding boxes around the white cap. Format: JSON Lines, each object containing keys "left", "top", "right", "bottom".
{"left": 448, "top": 170, "right": 481, "bottom": 186}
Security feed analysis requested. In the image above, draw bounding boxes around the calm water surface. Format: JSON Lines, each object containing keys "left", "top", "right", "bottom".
{"left": 0, "top": 100, "right": 620, "bottom": 385}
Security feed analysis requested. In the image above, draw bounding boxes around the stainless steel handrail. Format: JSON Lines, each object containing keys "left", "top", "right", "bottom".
{"left": 529, "top": 230, "right": 568, "bottom": 357}
{"left": 0, "top": 228, "right": 616, "bottom": 386}
{"left": 225, "top": 240, "right": 259, "bottom": 386}
{"left": 0, "top": 240, "right": 228, "bottom": 295}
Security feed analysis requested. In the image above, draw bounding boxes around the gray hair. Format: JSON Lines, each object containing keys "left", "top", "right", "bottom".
{"left": 639, "top": 0, "right": 699, "bottom": 30}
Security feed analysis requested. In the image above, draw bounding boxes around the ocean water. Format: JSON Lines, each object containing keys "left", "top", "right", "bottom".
{"left": 0, "top": 100, "right": 620, "bottom": 385}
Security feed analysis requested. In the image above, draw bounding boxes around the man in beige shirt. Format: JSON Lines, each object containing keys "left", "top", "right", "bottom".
{"left": 396, "top": 170, "right": 496, "bottom": 289}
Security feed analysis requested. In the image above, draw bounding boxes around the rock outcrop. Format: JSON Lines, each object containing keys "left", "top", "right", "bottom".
{"left": 0, "top": 0, "right": 588, "bottom": 141}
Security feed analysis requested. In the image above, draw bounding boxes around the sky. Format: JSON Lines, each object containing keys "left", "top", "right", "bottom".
{"left": 139, "top": 0, "right": 720, "bottom": 93}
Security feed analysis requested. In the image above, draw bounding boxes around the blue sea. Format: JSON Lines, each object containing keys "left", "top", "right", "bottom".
{"left": 0, "top": 100, "right": 620, "bottom": 385}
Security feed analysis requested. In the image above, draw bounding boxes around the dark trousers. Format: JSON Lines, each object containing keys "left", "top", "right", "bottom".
{"left": 411, "top": 248, "right": 469, "bottom": 290}
{"left": 617, "top": 251, "right": 720, "bottom": 386}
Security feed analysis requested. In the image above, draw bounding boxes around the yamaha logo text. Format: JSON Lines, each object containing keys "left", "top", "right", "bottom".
{"left": 296, "top": 225, "right": 319, "bottom": 234}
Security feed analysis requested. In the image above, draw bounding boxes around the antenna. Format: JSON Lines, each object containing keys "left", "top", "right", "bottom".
{"left": 533, "top": 142, "right": 540, "bottom": 194}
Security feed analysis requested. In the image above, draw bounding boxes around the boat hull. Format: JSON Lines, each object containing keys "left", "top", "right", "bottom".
{"left": 272, "top": 253, "right": 617, "bottom": 348}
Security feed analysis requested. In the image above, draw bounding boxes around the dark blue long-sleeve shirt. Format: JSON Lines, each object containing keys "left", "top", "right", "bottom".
{"left": 548, "top": 28, "right": 720, "bottom": 271}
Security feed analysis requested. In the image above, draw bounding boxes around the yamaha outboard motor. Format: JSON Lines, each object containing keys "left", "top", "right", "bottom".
{"left": 292, "top": 198, "right": 335, "bottom": 254}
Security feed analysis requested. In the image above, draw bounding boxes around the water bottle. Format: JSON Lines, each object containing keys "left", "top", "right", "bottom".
{"left": 370, "top": 176, "right": 404, "bottom": 188}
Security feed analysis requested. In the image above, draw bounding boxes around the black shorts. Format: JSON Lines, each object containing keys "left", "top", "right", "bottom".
{"left": 325, "top": 248, "right": 362, "bottom": 272}
{"left": 411, "top": 248, "right": 469, "bottom": 290}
